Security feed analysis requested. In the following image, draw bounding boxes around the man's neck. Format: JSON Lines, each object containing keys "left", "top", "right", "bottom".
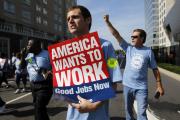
{"left": 74, "top": 30, "right": 89, "bottom": 37}
{"left": 134, "top": 44, "right": 143, "bottom": 48}
{"left": 34, "top": 49, "right": 42, "bottom": 55}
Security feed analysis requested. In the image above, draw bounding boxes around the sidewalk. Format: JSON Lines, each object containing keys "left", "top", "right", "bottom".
{"left": 148, "top": 67, "right": 180, "bottom": 120}
{"left": 158, "top": 67, "right": 180, "bottom": 81}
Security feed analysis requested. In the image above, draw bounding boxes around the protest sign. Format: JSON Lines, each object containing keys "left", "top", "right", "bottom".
{"left": 48, "top": 32, "right": 116, "bottom": 103}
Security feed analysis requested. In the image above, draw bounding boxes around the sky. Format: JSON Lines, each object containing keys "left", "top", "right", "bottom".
{"left": 77, "top": 0, "right": 145, "bottom": 49}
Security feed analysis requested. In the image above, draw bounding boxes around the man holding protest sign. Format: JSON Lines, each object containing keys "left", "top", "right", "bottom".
{"left": 48, "top": 5, "right": 122, "bottom": 120}
{"left": 66, "top": 5, "right": 122, "bottom": 120}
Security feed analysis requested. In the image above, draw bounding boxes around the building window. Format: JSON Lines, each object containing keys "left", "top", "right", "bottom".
{"left": 58, "top": 8, "right": 62, "bottom": 15}
{"left": 43, "top": 0, "right": 47, "bottom": 5}
{"left": 0, "top": 38, "right": 9, "bottom": 56}
{"left": 36, "top": 16, "right": 41, "bottom": 24}
{"left": 36, "top": 4, "right": 41, "bottom": 12}
{"left": 58, "top": 0, "right": 62, "bottom": 5}
{"left": 54, "top": 14, "right": 58, "bottom": 21}
{"left": 23, "top": 0, "right": 31, "bottom": 5}
{"left": 3, "top": 0, "right": 15, "bottom": 14}
{"left": 59, "top": 17, "right": 62, "bottom": 23}
{"left": 54, "top": 24, "right": 58, "bottom": 31}
{"left": 43, "top": 20, "right": 48, "bottom": 26}
{"left": 153, "top": 34, "right": 156, "bottom": 38}
{"left": 59, "top": 25, "right": 62, "bottom": 31}
{"left": 54, "top": 5, "right": 58, "bottom": 12}
{"left": 43, "top": 8, "right": 47, "bottom": 15}
{"left": 22, "top": 10, "right": 31, "bottom": 20}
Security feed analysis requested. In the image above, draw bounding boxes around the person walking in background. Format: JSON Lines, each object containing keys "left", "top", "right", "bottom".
{"left": 11, "top": 53, "right": 17, "bottom": 66}
{"left": 10, "top": 52, "right": 17, "bottom": 77}
{"left": 14, "top": 52, "right": 28, "bottom": 94}
{"left": 66, "top": 5, "right": 122, "bottom": 120}
{"left": 0, "top": 53, "right": 10, "bottom": 88}
{"left": 22, "top": 39, "right": 53, "bottom": 120}
{"left": 104, "top": 15, "right": 164, "bottom": 120}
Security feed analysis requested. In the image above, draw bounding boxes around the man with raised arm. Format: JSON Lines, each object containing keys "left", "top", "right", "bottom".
{"left": 104, "top": 15, "right": 164, "bottom": 120}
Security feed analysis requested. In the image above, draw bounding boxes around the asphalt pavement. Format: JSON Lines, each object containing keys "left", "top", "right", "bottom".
{"left": 148, "top": 68, "right": 180, "bottom": 120}
{"left": 0, "top": 78, "right": 125, "bottom": 120}
{"left": 0, "top": 68, "right": 180, "bottom": 120}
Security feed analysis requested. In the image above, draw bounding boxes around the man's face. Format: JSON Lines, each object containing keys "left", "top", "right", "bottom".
{"left": 131, "top": 31, "right": 143, "bottom": 47}
{"left": 67, "top": 8, "right": 90, "bottom": 36}
{"left": 27, "top": 40, "right": 34, "bottom": 53}
{"left": 27, "top": 40, "right": 40, "bottom": 53}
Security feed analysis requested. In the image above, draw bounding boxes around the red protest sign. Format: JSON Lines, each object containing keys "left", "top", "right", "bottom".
{"left": 48, "top": 32, "right": 114, "bottom": 102}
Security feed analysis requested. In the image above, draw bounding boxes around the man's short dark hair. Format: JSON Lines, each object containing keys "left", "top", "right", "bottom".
{"left": 28, "top": 39, "right": 41, "bottom": 48}
{"left": 133, "top": 29, "right": 147, "bottom": 43}
{"left": 67, "top": 5, "right": 92, "bottom": 30}
{"left": 27, "top": 38, "right": 42, "bottom": 54}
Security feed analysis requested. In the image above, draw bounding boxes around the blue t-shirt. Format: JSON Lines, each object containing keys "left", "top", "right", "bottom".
{"left": 120, "top": 40, "right": 157, "bottom": 89}
{"left": 66, "top": 39, "right": 122, "bottom": 120}
{"left": 25, "top": 50, "right": 51, "bottom": 82}
{"left": 15, "top": 58, "right": 21, "bottom": 74}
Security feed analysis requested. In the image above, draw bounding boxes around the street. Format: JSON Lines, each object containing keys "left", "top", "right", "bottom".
{"left": 148, "top": 68, "right": 180, "bottom": 120}
{"left": 0, "top": 79, "right": 125, "bottom": 120}
{"left": 0, "top": 69, "right": 180, "bottom": 120}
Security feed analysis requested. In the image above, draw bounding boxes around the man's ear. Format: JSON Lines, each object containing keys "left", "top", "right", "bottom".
{"left": 141, "top": 37, "right": 145, "bottom": 43}
{"left": 86, "top": 17, "right": 91, "bottom": 24}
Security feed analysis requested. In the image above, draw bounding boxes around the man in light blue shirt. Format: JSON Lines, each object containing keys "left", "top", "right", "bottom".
{"left": 104, "top": 15, "right": 164, "bottom": 120}
{"left": 66, "top": 5, "right": 122, "bottom": 120}
{"left": 23, "top": 39, "right": 52, "bottom": 120}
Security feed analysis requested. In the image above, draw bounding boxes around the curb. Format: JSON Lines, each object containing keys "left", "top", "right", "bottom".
{"left": 158, "top": 67, "right": 180, "bottom": 81}
{"left": 133, "top": 68, "right": 179, "bottom": 120}
{"left": 147, "top": 105, "right": 161, "bottom": 120}
{"left": 134, "top": 101, "right": 159, "bottom": 120}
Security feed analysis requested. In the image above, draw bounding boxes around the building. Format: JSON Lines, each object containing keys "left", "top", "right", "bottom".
{"left": 0, "top": 0, "right": 77, "bottom": 58}
{"left": 163, "top": 0, "right": 180, "bottom": 65}
{"left": 145, "top": 0, "right": 180, "bottom": 65}
{"left": 145, "top": 0, "right": 159, "bottom": 47}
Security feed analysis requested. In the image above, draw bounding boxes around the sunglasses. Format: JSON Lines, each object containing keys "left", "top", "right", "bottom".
{"left": 131, "top": 36, "right": 139, "bottom": 39}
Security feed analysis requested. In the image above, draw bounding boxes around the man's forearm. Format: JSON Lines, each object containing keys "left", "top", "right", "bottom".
{"left": 105, "top": 21, "right": 123, "bottom": 43}
{"left": 153, "top": 68, "right": 165, "bottom": 96}
{"left": 153, "top": 69, "right": 163, "bottom": 87}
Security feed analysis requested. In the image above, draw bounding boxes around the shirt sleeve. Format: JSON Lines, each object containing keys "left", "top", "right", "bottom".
{"left": 149, "top": 49, "right": 157, "bottom": 69}
{"left": 47, "top": 52, "right": 52, "bottom": 70}
{"left": 106, "top": 42, "right": 123, "bottom": 83}
{"left": 42, "top": 50, "right": 52, "bottom": 70}
{"left": 119, "top": 39, "right": 130, "bottom": 52}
